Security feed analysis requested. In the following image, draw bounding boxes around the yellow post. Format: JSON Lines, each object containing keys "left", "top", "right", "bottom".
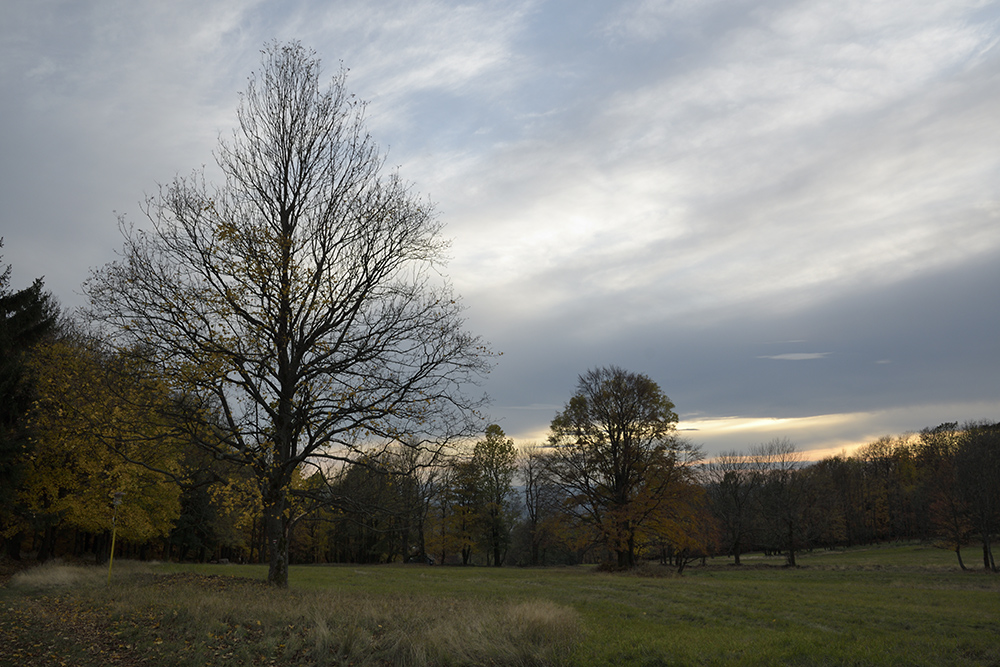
{"left": 107, "top": 492, "right": 124, "bottom": 585}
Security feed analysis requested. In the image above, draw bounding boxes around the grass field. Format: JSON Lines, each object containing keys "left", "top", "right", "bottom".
{"left": 1, "top": 544, "right": 998, "bottom": 666}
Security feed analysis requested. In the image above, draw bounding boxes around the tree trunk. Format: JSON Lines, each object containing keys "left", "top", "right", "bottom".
{"left": 36, "top": 525, "right": 57, "bottom": 563}
{"left": 416, "top": 506, "right": 428, "bottom": 561}
{"left": 955, "top": 545, "right": 966, "bottom": 570}
{"left": 493, "top": 527, "right": 502, "bottom": 567}
{"left": 786, "top": 522, "right": 797, "bottom": 566}
{"left": 676, "top": 550, "right": 690, "bottom": 575}
{"left": 264, "top": 485, "right": 290, "bottom": 587}
{"left": 5, "top": 531, "right": 23, "bottom": 561}
{"left": 94, "top": 532, "right": 110, "bottom": 565}
{"left": 248, "top": 518, "right": 256, "bottom": 564}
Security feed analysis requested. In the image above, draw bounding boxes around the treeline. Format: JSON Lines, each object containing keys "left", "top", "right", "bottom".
{"left": 289, "top": 421, "right": 1000, "bottom": 572}
{"left": 2, "top": 264, "right": 997, "bottom": 571}
{"left": 293, "top": 421, "right": 1000, "bottom": 572}
{"left": 703, "top": 425, "right": 1000, "bottom": 570}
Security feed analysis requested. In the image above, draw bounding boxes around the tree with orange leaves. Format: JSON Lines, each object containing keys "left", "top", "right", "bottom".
{"left": 545, "top": 366, "right": 700, "bottom": 569}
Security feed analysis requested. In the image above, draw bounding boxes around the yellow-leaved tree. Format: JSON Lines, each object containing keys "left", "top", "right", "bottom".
{"left": 15, "top": 333, "right": 182, "bottom": 561}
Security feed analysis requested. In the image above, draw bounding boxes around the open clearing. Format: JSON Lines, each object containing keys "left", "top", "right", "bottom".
{"left": 1, "top": 544, "right": 998, "bottom": 666}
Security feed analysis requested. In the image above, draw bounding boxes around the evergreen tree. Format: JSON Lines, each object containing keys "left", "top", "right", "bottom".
{"left": 0, "top": 239, "right": 57, "bottom": 557}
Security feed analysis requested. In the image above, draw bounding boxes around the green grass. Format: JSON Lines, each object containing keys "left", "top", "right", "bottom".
{"left": 2, "top": 544, "right": 999, "bottom": 666}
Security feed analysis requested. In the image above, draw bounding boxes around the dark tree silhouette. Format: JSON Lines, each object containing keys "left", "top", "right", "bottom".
{"left": 546, "top": 366, "right": 694, "bottom": 569}
{"left": 0, "top": 239, "right": 58, "bottom": 559}
{"left": 703, "top": 450, "right": 763, "bottom": 565}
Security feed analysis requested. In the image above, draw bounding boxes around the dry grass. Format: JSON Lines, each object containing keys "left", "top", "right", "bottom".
{"left": 292, "top": 595, "right": 579, "bottom": 666}
{"left": 8, "top": 559, "right": 121, "bottom": 589}
{"left": 2, "top": 561, "right": 580, "bottom": 666}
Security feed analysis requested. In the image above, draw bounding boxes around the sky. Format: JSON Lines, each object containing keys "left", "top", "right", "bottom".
{"left": 2, "top": 0, "right": 999, "bottom": 459}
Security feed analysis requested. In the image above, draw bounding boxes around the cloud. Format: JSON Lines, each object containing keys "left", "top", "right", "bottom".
{"left": 433, "top": 0, "right": 1000, "bottom": 345}
{"left": 0, "top": 0, "right": 264, "bottom": 302}
{"left": 757, "top": 353, "right": 831, "bottom": 361}
{"left": 2, "top": 0, "right": 998, "bottom": 464}
{"left": 287, "top": 0, "right": 537, "bottom": 142}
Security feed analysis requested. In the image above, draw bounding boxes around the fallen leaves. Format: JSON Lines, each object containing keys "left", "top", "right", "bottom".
{"left": 0, "top": 592, "right": 143, "bottom": 667}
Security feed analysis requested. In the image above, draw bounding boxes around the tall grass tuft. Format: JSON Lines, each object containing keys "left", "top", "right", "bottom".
{"left": 9, "top": 559, "right": 152, "bottom": 589}
{"left": 295, "top": 593, "right": 579, "bottom": 665}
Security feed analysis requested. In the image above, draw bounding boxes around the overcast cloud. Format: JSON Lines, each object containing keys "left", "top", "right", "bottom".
{"left": 2, "top": 0, "right": 998, "bottom": 457}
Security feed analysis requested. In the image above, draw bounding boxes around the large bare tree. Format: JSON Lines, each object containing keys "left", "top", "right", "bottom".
{"left": 85, "top": 42, "right": 491, "bottom": 586}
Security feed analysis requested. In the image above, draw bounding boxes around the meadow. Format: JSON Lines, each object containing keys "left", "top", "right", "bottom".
{"left": 1, "top": 544, "right": 998, "bottom": 666}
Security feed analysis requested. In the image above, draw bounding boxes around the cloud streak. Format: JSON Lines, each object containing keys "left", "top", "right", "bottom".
{"left": 758, "top": 353, "right": 831, "bottom": 361}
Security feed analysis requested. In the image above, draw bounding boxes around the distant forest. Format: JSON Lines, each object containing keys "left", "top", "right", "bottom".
{"left": 3, "top": 307, "right": 997, "bottom": 573}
